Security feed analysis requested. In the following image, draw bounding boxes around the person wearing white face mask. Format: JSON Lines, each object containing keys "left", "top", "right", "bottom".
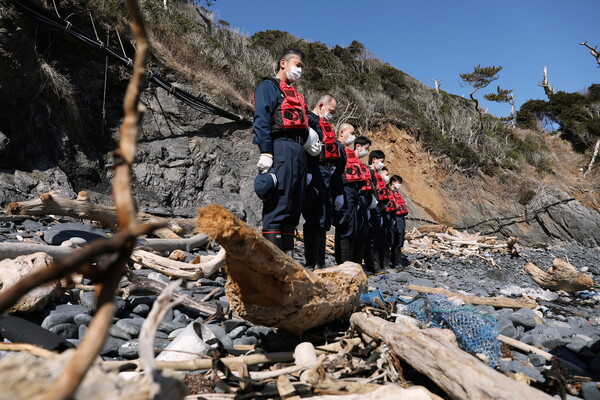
{"left": 389, "top": 174, "right": 409, "bottom": 268}
{"left": 302, "top": 94, "right": 345, "bottom": 269}
{"left": 361, "top": 149, "right": 387, "bottom": 272}
{"left": 332, "top": 126, "right": 371, "bottom": 266}
{"left": 252, "top": 48, "right": 309, "bottom": 253}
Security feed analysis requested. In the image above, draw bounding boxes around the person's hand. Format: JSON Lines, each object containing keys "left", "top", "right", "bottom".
{"left": 303, "top": 128, "right": 322, "bottom": 156}
{"left": 334, "top": 194, "right": 344, "bottom": 211}
{"left": 256, "top": 153, "right": 273, "bottom": 174}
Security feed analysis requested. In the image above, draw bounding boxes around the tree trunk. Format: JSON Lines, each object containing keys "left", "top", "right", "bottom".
{"left": 350, "top": 312, "right": 553, "bottom": 400}
{"left": 407, "top": 285, "right": 537, "bottom": 309}
{"left": 524, "top": 259, "right": 594, "bottom": 292}
{"left": 195, "top": 204, "right": 367, "bottom": 333}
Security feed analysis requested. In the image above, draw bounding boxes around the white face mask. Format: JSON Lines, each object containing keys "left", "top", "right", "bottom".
{"left": 394, "top": 183, "right": 402, "bottom": 190}
{"left": 375, "top": 161, "right": 384, "bottom": 170}
{"left": 383, "top": 175, "right": 390, "bottom": 184}
{"left": 345, "top": 134, "right": 356, "bottom": 146}
{"left": 357, "top": 148, "right": 368, "bottom": 158}
{"left": 286, "top": 65, "right": 302, "bottom": 83}
{"left": 323, "top": 112, "right": 333, "bottom": 122}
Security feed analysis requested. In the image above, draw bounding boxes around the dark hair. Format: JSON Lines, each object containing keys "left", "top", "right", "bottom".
{"left": 368, "top": 150, "right": 385, "bottom": 164}
{"left": 278, "top": 48, "right": 305, "bottom": 65}
{"left": 390, "top": 174, "right": 403, "bottom": 184}
{"left": 353, "top": 135, "right": 371, "bottom": 150}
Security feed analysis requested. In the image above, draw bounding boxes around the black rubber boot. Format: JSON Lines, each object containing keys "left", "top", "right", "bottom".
{"left": 379, "top": 246, "right": 390, "bottom": 272}
{"left": 352, "top": 242, "right": 365, "bottom": 266}
{"left": 281, "top": 223, "right": 295, "bottom": 255}
{"left": 316, "top": 228, "right": 327, "bottom": 269}
{"left": 339, "top": 238, "right": 353, "bottom": 263}
{"left": 263, "top": 231, "right": 283, "bottom": 250}
{"left": 334, "top": 231, "right": 342, "bottom": 265}
{"left": 392, "top": 246, "right": 402, "bottom": 268}
{"left": 303, "top": 224, "right": 319, "bottom": 268}
{"left": 363, "top": 245, "right": 376, "bottom": 272}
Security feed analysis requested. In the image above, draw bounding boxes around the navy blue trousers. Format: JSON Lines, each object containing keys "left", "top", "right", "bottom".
{"left": 262, "top": 138, "right": 307, "bottom": 234}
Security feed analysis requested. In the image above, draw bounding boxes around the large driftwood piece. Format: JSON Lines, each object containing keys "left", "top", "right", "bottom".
{"left": 351, "top": 312, "right": 553, "bottom": 400}
{"left": 195, "top": 204, "right": 367, "bottom": 333}
{"left": 408, "top": 285, "right": 538, "bottom": 309}
{"left": 7, "top": 191, "right": 196, "bottom": 234}
{"left": 131, "top": 248, "right": 225, "bottom": 280}
{"left": 524, "top": 259, "right": 595, "bottom": 292}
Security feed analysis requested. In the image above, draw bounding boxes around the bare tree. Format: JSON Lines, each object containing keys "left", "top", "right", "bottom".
{"left": 580, "top": 41, "right": 600, "bottom": 67}
{"left": 432, "top": 79, "right": 443, "bottom": 94}
{"left": 538, "top": 66, "right": 555, "bottom": 98}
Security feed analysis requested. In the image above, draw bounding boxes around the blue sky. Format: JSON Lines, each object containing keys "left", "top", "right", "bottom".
{"left": 210, "top": 0, "right": 599, "bottom": 118}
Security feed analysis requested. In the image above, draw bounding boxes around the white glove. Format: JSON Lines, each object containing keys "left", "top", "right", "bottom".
{"left": 256, "top": 153, "right": 273, "bottom": 174}
{"left": 334, "top": 194, "right": 344, "bottom": 211}
{"left": 368, "top": 194, "right": 377, "bottom": 210}
{"left": 306, "top": 173, "right": 313, "bottom": 185}
{"left": 303, "top": 128, "right": 322, "bottom": 157}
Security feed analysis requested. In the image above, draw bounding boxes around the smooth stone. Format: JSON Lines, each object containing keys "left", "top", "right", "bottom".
{"left": 528, "top": 354, "right": 547, "bottom": 367}
{"left": 223, "top": 319, "right": 246, "bottom": 333}
{"left": 128, "top": 296, "right": 156, "bottom": 309}
{"left": 566, "top": 336, "right": 591, "bottom": 353}
{"left": 69, "top": 237, "right": 87, "bottom": 246}
{"left": 246, "top": 326, "right": 273, "bottom": 337}
{"left": 500, "top": 324, "right": 517, "bottom": 339}
{"left": 498, "top": 360, "right": 545, "bottom": 382}
{"left": 509, "top": 308, "right": 539, "bottom": 330}
{"left": 74, "top": 313, "right": 93, "bottom": 327}
{"left": 41, "top": 313, "right": 74, "bottom": 330}
{"left": 409, "top": 278, "right": 435, "bottom": 288}
{"left": 53, "top": 304, "right": 91, "bottom": 316}
{"left": 79, "top": 325, "right": 88, "bottom": 340}
{"left": 109, "top": 325, "right": 132, "bottom": 341}
{"left": 79, "top": 291, "right": 96, "bottom": 309}
{"left": 49, "top": 323, "right": 78, "bottom": 340}
{"left": 214, "top": 277, "right": 226, "bottom": 286}
{"left": 21, "top": 220, "right": 44, "bottom": 231}
{"left": 219, "top": 334, "right": 233, "bottom": 349}
{"left": 116, "top": 319, "right": 142, "bottom": 337}
{"left": 132, "top": 304, "right": 150, "bottom": 316}
{"left": 581, "top": 381, "right": 600, "bottom": 400}
{"left": 114, "top": 298, "right": 127, "bottom": 316}
{"left": 172, "top": 314, "right": 190, "bottom": 329}
{"left": 157, "top": 322, "right": 178, "bottom": 334}
{"left": 101, "top": 337, "right": 126, "bottom": 356}
{"left": 155, "top": 331, "right": 169, "bottom": 339}
{"left": 233, "top": 336, "right": 258, "bottom": 346}
{"left": 228, "top": 326, "right": 246, "bottom": 339}
{"left": 43, "top": 222, "right": 108, "bottom": 245}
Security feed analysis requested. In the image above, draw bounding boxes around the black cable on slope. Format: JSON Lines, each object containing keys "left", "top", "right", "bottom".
{"left": 11, "top": 0, "right": 252, "bottom": 125}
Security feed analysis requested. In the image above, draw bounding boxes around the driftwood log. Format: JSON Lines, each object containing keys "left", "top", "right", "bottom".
{"left": 408, "top": 285, "right": 538, "bottom": 309}
{"left": 6, "top": 191, "right": 196, "bottom": 235}
{"left": 131, "top": 247, "right": 225, "bottom": 280}
{"left": 524, "top": 258, "right": 595, "bottom": 292}
{"left": 195, "top": 204, "right": 367, "bottom": 333}
{"left": 350, "top": 312, "right": 553, "bottom": 400}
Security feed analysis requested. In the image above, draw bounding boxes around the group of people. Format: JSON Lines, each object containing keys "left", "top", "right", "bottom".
{"left": 252, "top": 48, "right": 409, "bottom": 273}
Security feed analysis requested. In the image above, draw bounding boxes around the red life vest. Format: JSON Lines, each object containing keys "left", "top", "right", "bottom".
{"left": 252, "top": 77, "right": 309, "bottom": 133}
{"left": 385, "top": 193, "right": 397, "bottom": 213}
{"left": 394, "top": 192, "right": 409, "bottom": 216}
{"left": 374, "top": 173, "right": 391, "bottom": 202}
{"left": 342, "top": 147, "right": 366, "bottom": 183}
{"left": 360, "top": 164, "right": 374, "bottom": 192}
{"left": 319, "top": 118, "right": 340, "bottom": 161}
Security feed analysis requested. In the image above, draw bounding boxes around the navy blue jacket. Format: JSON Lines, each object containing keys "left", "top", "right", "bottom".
{"left": 252, "top": 78, "right": 282, "bottom": 154}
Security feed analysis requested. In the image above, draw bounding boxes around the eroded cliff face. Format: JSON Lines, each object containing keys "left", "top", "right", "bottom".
{"left": 1, "top": 0, "right": 599, "bottom": 244}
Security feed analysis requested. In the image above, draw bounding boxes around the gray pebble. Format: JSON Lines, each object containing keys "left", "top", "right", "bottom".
{"left": 581, "top": 381, "right": 600, "bottom": 400}
{"left": 79, "top": 291, "right": 96, "bottom": 309}
{"left": 566, "top": 336, "right": 591, "bottom": 353}
{"left": 101, "top": 337, "right": 126, "bottom": 356}
{"left": 132, "top": 304, "right": 150, "bottom": 317}
{"left": 42, "top": 313, "right": 74, "bottom": 330}
{"left": 49, "top": 323, "right": 78, "bottom": 340}
{"left": 246, "top": 326, "right": 273, "bottom": 337}
{"left": 155, "top": 331, "right": 169, "bottom": 339}
{"left": 157, "top": 322, "right": 178, "bottom": 334}
{"left": 109, "top": 325, "right": 132, "bottom": 341}
{"left": 74, "top": 313, "right": 93, "bottom": 327}
{"left": 79, "top": 325, "right": 88, "bottom": 340}
{"left": 233, "top": 336, "right": 258, "bottom": 346}
{"left": 204, "top": 324, "right": 227, "bottom": 339}
{"left": 223, "top": 319, "right": 246, "bottom": 333}
{"left": 228, "top": 326, "right": 246, "bottom": 339}
{"left": 410, "top": 278, "right": 435, "bottom": 288}
{"left": 214, "top": 277, "right": 226, "bottom": 286}
{"left": 116, "top": 319, "right": 142, "bottom": 337}
{"left": 528, "top": 354, "right": 547, "bottom": 367}
{"left": 509, "top": 308, "right": 539, "bottom": 330}
{"left": 498, "top": 360, "right": 545, "bottom": 382}
{"left": 54, "top": 304, "right": 92, "bottom": 317}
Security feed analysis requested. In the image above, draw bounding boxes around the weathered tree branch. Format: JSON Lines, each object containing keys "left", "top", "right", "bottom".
{"left": 350, "top": 312, "right": 553, "bottom": 400}
{"left": 7, "top": 191, "right": 196, "bottom": 235}
{"left": 195, "top": 204, "right": 367, "bottom": 333}
{"left": 524, "top": 259, "right": 594, "bottom": 292}
{"left": 407, "top": 285, "right": 538, "bottom": 309}
{"left": 132, "top": 247, "right": 225, "bottom": 280}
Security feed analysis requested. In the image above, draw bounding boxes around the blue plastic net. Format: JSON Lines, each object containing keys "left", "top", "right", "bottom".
{"left": 402, "top": 294, "right": 501, "bottom": 367}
